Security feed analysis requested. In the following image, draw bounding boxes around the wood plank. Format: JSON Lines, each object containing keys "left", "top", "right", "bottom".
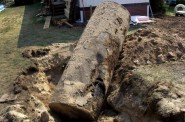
{"left": 62, "top": 20, "right": 73, "bottom": 28}
{"left": 64, "top": 0, "right": 76, "bottom": 21}
{"left": 64, "top": 9, "right": 70, "bottom": 18}
{"left": 43, "top": 16, "right": 51, "bottom": 29}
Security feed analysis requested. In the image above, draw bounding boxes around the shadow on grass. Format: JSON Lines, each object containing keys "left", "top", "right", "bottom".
{"left": 17, "top": 2, "right": 84, "bottom": 48}
{"left": 130, "top": 24, "right": 147, "bottom": 31}
{"left": 128, "top": 24, "right": 147, "bottom": 35}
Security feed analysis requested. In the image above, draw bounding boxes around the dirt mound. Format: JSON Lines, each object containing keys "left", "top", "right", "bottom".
{"left": 110, "top": 27, "right": 184, "bottom": 86}
{"left": 99, "top": 21, "right": 185, "bottom": 122}
{"left": 108, "top": 62, "right": 185, "bottom": 122}
{"left": 122, "top": 27, "right": 184, "bottom": 66}
{"left": 22, "top": 48, "right": 50, "bottom": 58}
{"left": 154, "top": 16, "right": 185, "bottom": 38}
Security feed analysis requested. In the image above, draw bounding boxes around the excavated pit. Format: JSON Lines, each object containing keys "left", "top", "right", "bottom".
{"left": 0, "top": 16, "right": 185, "bottom": 122}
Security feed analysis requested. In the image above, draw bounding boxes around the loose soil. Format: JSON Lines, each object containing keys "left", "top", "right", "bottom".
{"left": 0, "top": 16, "right": 185, "bottom": 122}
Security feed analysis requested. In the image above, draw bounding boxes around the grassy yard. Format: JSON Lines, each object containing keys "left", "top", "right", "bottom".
{"left": 0, "top": 2, "right": 174, "bottom": 97}
{"left": 165, "top": 4, "right": 175, "bottom": 16}
{"left": 0, "top": 3, "right": 83, "bottom": 96}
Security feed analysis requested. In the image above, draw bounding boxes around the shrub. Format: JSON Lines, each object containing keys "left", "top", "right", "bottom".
{"left": 150, "top": 0, "right": 166, "bottom": 14}
{"left": 177, "top": 0, "right": 185, "bottom": 4}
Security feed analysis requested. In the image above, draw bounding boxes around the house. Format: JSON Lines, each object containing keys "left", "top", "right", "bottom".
{"left": 44, "top": 0, "right": 150, "bottom": 23}
{"left": 78, "top": 0, "right": 150, "bottom": 22}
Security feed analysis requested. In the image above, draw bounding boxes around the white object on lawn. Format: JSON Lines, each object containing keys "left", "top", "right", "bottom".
{"left": 131, "top": 16, "right": 154, "bottom": 25}
{"left": 0, "top": 5, "right": 6, "bottom": 12}
{"left": 175, "top": 4, "right": 185, "bottom": 16}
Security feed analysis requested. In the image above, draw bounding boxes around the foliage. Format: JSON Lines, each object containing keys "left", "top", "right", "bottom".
{"left": 150, "top": 0, "right": 166, "bottom": 14}
{"left": 165, "top": 5, "right": 175, "bottom": 16}
{"left": 176, "top": 0, "right": 185, "bottom": 4}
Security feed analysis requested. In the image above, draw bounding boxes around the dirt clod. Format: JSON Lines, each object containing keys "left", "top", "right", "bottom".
{"left": 40, "top": 111, "right": 49, "bottom": 122}
{"left": 157, "top": 54, "right": 165, "bottom": 64}
{"left": 13, "top": 84, "right": 23, "bottom": 94}
{"left": 22, "top": 48, "right": 50, "bottom": 58}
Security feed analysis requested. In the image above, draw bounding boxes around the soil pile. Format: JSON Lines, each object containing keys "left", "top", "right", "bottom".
{"left": 121, "top": 27, "right": 184, "bottom": 67}
{"left": 100, "top": 16, "right": 185, "bottom": 121}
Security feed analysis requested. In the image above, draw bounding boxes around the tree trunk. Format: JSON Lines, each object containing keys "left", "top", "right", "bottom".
{"left": 49, "top": 1, "right": 130, "bottom": 120}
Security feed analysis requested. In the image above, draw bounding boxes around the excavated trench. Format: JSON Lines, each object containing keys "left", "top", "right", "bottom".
{"left": 0, "top": 25, "right": 184, "bottom": 122}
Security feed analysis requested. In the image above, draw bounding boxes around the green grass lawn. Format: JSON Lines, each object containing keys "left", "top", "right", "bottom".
{"left": 0, "top": 3, "right": 83, "bottom": 96}
{"left": 0, "top": 5, "right": 29, "bottom": 96}
{"left": 17, "top": 3, "right": 84, "bottom": 47}
{"left": 165, "top": 4, "right": 175, "bottom": 16}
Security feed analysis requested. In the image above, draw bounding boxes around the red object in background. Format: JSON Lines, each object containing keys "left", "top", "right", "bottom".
{"left": 82, "top": 0, "right": 86, "bottom": 21}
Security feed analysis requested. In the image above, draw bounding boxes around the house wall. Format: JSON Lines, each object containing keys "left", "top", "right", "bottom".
{"left": 79, "top": 0, "right": 149, "bottom": 8}
{"left": 78, "top": 0, "right": 150, "bottom": 22}
{"left": 124, "top": 3, "right": 148, "bottom": 15}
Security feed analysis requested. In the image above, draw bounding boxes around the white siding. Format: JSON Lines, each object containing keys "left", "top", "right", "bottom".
{"left": 79, "top": 0, "right": 149, "bottom": 8}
